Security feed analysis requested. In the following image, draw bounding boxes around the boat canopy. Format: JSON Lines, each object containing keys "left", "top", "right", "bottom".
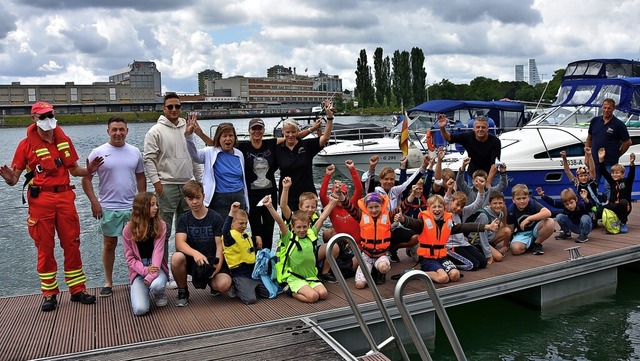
{"left": 552, "top": 77, "right": 640, "bottom": 115}
{"left": 408, "top": 99, "right": 527, "bottom": 130}
{"left": 563, "top": 59, "right": 640, "bottom": 80}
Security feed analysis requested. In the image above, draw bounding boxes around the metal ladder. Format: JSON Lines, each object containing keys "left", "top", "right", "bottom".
{"left": 325, "top": 233, "right": 410, "bottom": 360}
{"left": 394, "top": 270, "right": 467, "bottom": 361}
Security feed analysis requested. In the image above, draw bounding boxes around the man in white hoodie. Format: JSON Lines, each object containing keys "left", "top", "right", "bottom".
{"left": 144, "top": 93, "right": 202, "bottom": 287}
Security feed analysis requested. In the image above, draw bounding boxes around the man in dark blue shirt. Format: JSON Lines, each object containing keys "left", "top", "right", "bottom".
{"left": 586, "top": 98, "right": 632, "bottom": 197}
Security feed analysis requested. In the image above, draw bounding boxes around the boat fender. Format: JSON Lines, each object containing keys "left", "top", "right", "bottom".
{"left": 407, "top": 147, "right": 423, "bottom": 168}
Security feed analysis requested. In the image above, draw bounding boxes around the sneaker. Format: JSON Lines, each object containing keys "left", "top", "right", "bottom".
{"left": 282, "top": 284, "right": 293, "bottom": 296}
{"left": 166, "top": 279, "right": 178, "bottom": 290}
{"left": 70, "top": 290, "right": 96, "bottom": 304}
{"left": 406, "top": 245, "right": 419, "bottom": 262}
{"left": 41, "top": 294, "right": 57, "bottom": 312}
{"left": 154, "top": 293, "right": 168, "bottom": 307}
{"left": 554, "top": 232, "right": 572, "bottom": 240}
{"left": 389, "top": 249, "right": 400, "bottom": 263}
{"left": 176, "top": 288, "right": 189, "bottom": 307}
{"left": 210, "top": 287, "right": 221, "bottom": 297}
{"left": 374, "top": 271, "right": 386, "bottom": 285}
{"left": 621, "top": 223, "right": 629, "bottom": 234}
{"left": 99, "top": 286, "right": 112, "bottom": 297}
{"left": 322, "top": 271, "right": 338, "bottom": 284}
{"left": 531, "top": 242, "right": 544, "bottom": 255}
{"left": 227, "top": 285, "right": 237, "bottom": 298}
{"left": 575, "top": 234, "right": 589, "bottom": 243}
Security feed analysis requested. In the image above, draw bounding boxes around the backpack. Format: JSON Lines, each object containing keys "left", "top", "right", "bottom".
{"left": 602, "top": 208, "right": 621, "bottom": 234}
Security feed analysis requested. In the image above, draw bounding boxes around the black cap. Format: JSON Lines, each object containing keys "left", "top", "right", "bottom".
{"left": 248, "top": 118, "right": 265, "bottom": 129}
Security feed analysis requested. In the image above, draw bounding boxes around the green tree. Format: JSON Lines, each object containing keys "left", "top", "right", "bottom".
{"left": 410, "top": 47, "right": 427, "bottom": 106}
{"left": 373, "top": 47, "right": 388, "bottom": 107}
{"left": 383, "top": 56, "right": 391, "bottom": 106}
{"left": 392, "top": 50, "right": 412, "bottom": 107}
{"left": 355, "top": 49, "right": 375, "bottom": 107}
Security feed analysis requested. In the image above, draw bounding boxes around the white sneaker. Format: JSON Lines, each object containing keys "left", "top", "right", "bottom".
{"left": 166, "top": 280, "right": 178, "bottom": 290}
{"left": 154, "top": 293, "right": 168, "bottom": 307}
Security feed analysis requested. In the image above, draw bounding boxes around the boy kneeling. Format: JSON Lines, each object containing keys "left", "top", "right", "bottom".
{"left": 507, "top": 184, "right": 555, "bottom": 255}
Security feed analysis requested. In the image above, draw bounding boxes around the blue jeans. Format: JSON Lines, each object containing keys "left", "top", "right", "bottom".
{"left": 130, "top": 258, "right": 167, "bottom": 316}
{"left": 594, "top": 164, "right": 613, "bottom": 200}
{"left": 556, "top": 213, "right": 593, "bottom": 236}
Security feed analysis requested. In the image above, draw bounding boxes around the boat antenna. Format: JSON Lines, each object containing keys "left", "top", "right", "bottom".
{"left": 534, "top": 79, "right": 551, "bottom": 113}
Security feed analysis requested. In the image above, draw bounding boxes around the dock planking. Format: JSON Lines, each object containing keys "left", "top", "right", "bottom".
{"left": 0, "top": 214, "right": 639, "bottom": 360}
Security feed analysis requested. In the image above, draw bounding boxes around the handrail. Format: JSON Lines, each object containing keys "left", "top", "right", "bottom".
{"left": 325, "top": 233, "right": 410, "bottom": 360}
{"left": 394, "top": 270, "right": 467, "bottom": 361}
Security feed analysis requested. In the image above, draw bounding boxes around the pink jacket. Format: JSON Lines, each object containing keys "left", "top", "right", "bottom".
{"left": 122, "top": 221, "right": 169, "bottom": 285}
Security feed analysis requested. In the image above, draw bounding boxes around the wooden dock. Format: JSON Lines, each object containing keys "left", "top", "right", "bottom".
{"left": 1, "top": 215, "right": 640, "bottom": 361}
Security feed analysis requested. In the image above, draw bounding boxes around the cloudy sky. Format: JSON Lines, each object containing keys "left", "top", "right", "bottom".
{"left": 0, "top": 0, "right": 638, "bottom": 94}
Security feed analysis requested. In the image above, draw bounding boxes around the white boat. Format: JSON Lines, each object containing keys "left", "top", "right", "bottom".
{"left": 314, "top": 100, "right": 528, "bottom": 177}
{"left": 426, "top": 59, "right": 640, "bottom": 205}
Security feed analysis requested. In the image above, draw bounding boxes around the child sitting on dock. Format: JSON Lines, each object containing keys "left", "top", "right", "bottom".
{"left": 264, "top": 193, "right": 337, "bottom": 303}
{"left": 396, "top": 195, "right": 499, "bottom": 284}
{"left": 340, "top": 192, "right": 405, "bottom": 288}
{"left": 280, "top": 176, "right": 339, "bottom": 283}
{"left": 171, "top": 180, "right": 232, "bottom": 307}
{"left": 221, "top": 202, "right": 270, "bottom": 305}
{"left": 122, "top": 192, "right": 169, "bottom": 316}
{"left": 507, "top": 184, "right": 555, "bottom": 256}
{"left": 444, "top": 186, "right": 491, "bottom": 271}
{"left": 456, "top": 157, "right": 508, "bottom": 207}
{"left": 536, "top": 187, "right": 592, "bottom": 243}
{"left": 466, "top": 191, "right": 511, "bottom": 263}
{"left": 598, "top": 148, "right": 635, "bottom": 233}
{"left": 560, "top": 148, "right": 604, "bottom": 223}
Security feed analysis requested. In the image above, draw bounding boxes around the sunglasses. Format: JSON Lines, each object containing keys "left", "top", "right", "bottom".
{"left": 37, "top": 112, "right": 54, "bottom": 120}
{"left": 165, "top": 104, "right": 182, "bottom": 110}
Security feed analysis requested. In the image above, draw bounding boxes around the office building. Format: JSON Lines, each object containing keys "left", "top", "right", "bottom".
{"left": 198, "top": 69, "right": 223, "bottom": 95}
{"left": 110, "top": 60, "right": 162, "bottom": 97}
{"left": 515, "top": 65, "right": 525, "bottom": 82}
{"left": 529, "top": 58, "right": 541, "bottom": 85}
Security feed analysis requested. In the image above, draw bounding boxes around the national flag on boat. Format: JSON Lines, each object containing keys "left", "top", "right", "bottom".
{"left": 399, "top": 111, "right": 409, "bottom": 156}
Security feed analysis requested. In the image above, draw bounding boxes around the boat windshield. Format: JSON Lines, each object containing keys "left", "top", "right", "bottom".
{"left": 528, "top": 105, "right": 640, "bottom": 128}
{"left": 389, "top": 115, "right": 434, "bottom": 137}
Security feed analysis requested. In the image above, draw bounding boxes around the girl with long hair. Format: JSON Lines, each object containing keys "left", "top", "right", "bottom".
{"left": 122, "top": 192, "right": 169, "bottom": 316}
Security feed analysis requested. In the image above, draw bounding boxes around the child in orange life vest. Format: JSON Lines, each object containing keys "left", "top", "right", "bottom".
{"left": 280, "top": 176, "right": 339, "bottom": 282}
{"left": 340, "top": 192, "right": 403, "bottom": 289}
{"left": 395, "top": 195, "right": 499, "bottom": 284}
{"left": 264, "top": 194, "right": 337, "bottom": 303}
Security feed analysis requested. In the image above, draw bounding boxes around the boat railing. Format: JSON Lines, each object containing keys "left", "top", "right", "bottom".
{"left": 394, "top": 270, "right": 467, "bottom": 361}
{"left": 325, "top": 233, "right": 411, "bottom": 361}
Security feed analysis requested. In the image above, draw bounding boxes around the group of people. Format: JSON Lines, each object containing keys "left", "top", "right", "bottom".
{"left": 0, "top": 95, "right": 634, "bottom": 314}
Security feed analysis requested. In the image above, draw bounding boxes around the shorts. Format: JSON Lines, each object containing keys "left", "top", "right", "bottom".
{"left": 100, "top": 209, "right": 132, "bottom": 237}
{"left": 419, "top": 257, "right": 457, "bottom": 273}
{"left": 511, "top": 225, "right": 540, "bottom": 249}
{"left": 286, "top": 275, "right": 323, "bottom": 294}
{"left": 355, "top": 253, "right": 390, "bottom": 284}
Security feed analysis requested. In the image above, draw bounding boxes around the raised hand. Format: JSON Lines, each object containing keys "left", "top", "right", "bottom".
{"left": 461, "top": 157, "right": 471, "bottom": 171}
{"left": 394, "top": 212, "right": 405, "bottom": 223}
{"left": 579, "top": 189, "right": 588, "bottom": 200}
{"left": 535, "top": 186, "right": 544, "bottom": 196}
{"left": 369, "top": 155, "right": 379, "bottom": 167}
{"left": 282, "top": 176, "right": 292, "bottom": 189}
{"left": 631, "top": 153, "right": 636, "bottom": 164}
{"left": 86, "top": 156, "right": 104, "bottom": 173}
{"left": 230, "top": 201, "right": 241, "bottom": 216}
{"left": 345, "top": 159, "right": 355, "bottom": 169}
{"left": 400, "top": 156, "right": 408, "bottom": 168}
{"left": 598, "top": 148, "right": 606, "bottom": 162}
{"left": 437, "top": 113, "right": 448, "bottom": 128}
{"left": 326, "top": 164, "right": 336, "bottom": 176}
{"left": 560, "top": 150, "right": 567, "bottom": 158}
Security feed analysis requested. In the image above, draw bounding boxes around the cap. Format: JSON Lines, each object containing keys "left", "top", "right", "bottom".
{"left": 31, "top": 101, "right": 54, "bottom": 115}
{"left": 191, "top": 262, "right": 214, "bottom": 289}
{"left": 248, "top": 118, "right": 265, "bottom": 129}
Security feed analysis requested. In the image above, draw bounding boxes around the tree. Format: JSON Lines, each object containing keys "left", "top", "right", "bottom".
{"left": 392, "top": 50, "right": 412, "bottom": 107}
{"left": 355, "top": 49, "right": 375, "bottom": 108}
{"left": 373, "top": 47, "right": 388, "bottom": 107}
{"left": 410, "top": 47, "right": 427, "bottom": 106}
{"left": 383, "top": 56, "right": 391, "bottom": 106}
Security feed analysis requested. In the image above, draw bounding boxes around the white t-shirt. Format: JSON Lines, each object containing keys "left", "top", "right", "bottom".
{"left": 88, "top": 143, "right": 145, "bottom": 210}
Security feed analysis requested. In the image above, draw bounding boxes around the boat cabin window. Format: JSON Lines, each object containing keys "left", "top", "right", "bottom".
{"left": 533, "top": 143, "right": 584, "bottom": 159}
{"left": 592, "top": 85, "right": 622, "bottom": 106}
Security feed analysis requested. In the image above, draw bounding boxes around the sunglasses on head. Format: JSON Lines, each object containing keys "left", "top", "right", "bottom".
{"left": 165, "top": 104, "right": 182, "bottom": 110}
{"left": 37, "top": 112, "right": 54, "bottom": 120}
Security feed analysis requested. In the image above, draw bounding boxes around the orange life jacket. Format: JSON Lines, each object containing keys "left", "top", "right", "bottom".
{"left": 357, "top": 195, "right": 391, "bottom": 257}
{"left": 25, "top": 123, "right": 75, "bottom": 177}
{"left": 416, "top": 210, "right": 453, "bottom": 259}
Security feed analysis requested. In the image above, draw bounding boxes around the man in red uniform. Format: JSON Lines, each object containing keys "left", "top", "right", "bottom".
{"left": 0, "top": 101, "right": 104, "bottom": 311}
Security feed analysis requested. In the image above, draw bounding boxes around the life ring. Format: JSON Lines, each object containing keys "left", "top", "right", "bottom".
{"left": 423, "top": 130, "right": 435, "bottom": 152}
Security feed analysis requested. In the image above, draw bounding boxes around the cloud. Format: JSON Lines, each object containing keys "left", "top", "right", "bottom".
{"left": 38, "top": 60, "right": 62, "bottom": 72}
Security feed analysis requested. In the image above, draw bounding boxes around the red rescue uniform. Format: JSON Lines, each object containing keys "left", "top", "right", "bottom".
{"left": 12, "top": 124, "right": 87, "bottom": 296}
{"left": 416, "top": 210, "right": 453, "bottom": 259}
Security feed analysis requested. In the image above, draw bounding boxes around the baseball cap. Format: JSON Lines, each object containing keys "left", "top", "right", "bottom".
{"left": 248, "top": 118, "right": 265, "bottom": 129}
{"left": 31, "top": 101, "right": 55, "bottom": 115}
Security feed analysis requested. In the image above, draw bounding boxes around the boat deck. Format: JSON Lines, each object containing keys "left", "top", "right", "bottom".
{"left": 1, "top": 214, "right": 640, "bottom": 361}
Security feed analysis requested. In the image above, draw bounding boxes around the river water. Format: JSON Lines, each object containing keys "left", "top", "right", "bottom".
{"left": 0, "top": 116, "right": 639, "bottom": 360}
